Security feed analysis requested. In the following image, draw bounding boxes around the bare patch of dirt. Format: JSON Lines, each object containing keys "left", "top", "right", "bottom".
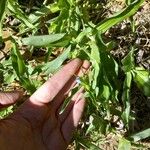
{"left": 106, "top": 1, "right": 150, "bottom": 70}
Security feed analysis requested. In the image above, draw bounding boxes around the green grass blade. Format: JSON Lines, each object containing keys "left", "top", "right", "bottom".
{"left": 96, "top": 0, "right": 144, "bottom": 33}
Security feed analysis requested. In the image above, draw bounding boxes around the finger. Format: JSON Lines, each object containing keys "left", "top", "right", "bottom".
{"left": 0, "top": 91, "right": 23, "bottom": 108}
{"left": 61, "top": 95, "right": 86, "bottom": 143}
{"left": 29, "top": 58, "right": 83, "bottom": 105}
{"left": 52, "top": 60, "right": 90, "bottom": 111}
{"left": 58, "top": 88, "right": 84, "bottom": 123}
{"left": 12, "top": 59, "right": 83, "bottom": 125}
{"left": 77, "top": 60, "right": 90, "bottom": 77}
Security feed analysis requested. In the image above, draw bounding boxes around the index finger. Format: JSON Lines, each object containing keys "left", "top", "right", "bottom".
{"left": 29, "top": 58, "right": 83, "bottom": 105}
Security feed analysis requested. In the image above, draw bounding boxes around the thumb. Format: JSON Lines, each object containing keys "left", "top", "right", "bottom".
{"left": 0, "top": 91, "right": 23, "bottom": 108}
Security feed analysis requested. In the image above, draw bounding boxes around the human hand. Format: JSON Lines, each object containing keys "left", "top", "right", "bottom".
{"left": 0, "top": 59, "right": 90, "bottom": 150}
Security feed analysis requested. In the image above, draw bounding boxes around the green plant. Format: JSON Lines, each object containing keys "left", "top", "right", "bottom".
{"left": 0, "top": 0, "right": 149, "bottom": 149}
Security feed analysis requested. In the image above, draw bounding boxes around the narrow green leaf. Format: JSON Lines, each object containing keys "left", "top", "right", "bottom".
{"left": 0, "top": 106, "right": 14, "bottom": 119}
{"left": 59, "top": 86, "right": 79, "bottom": 114}
{"left": 126, "top": 0, "right": 136, "bottom": 6}
{"left": 78, "top": 138, "right": 102, "bottom": 150}
{"left": 0, "top": 0, "right": 7, "bottom": 21}
{"left": 8, "top": 0, "right": 34, "bottom": 28}
{"left": 4, "top": 72, "right": 16, "bottom": 84}
{"left": 45, "top": 47, "right": 52, "bottom": 63}
{"left": 89, "top": 40, "right": 100, "bottom": 89}
{"left": 40, "top": 46, "right": 71, "bottom": 75}
{"left": 106, "top": 41, "right": 116, "bottom": 51}
{"left": 96, "top": 33, "right": 119, "bottom": 90}
{"left": 22, "top": 34, "right": 70, "bottom": 47}
{"left": 29, "top": 3, "right": 59, "bottom": 24}
{"left": 0, "top": 0, "right": 7, "bottom": 43}
{"left": 122, "top": 48, "right": 135, "bottom": 72}
{"left": 75, "top": 27, "right": 91, "bottom": 44}
{"left": 118, "top": 138, "right": 131, "bottom": 150}
{"left": 0, "top": 69, "right": 4, "bottom": 84}
{"left": 10, "top": 38, "right": 36, "bottom": 94}
{"left": 11, "top": 39, "right": 26, "bottom": 76}
{"left": 19, "top": 77, "right": 36, "bottom": 94}
{"left": 122, "top": 72, "right": 132, "bottom": 126}
{"left": 133, "top": 67, "right": 150, "bottom": 96}
{"left": 58, "top": 0, "right": 70, "bottom": 9}
{"left": 90, "top": 41, "right": 100, "bottom": 64}
{"left": 130, "top": 128, "right": 150, "bottom": 142}
{"left": 96, "top": 0, "right": 144, "bottom": 33}
{"left": 86, "top": 115, "right": 109, "bottom": 135}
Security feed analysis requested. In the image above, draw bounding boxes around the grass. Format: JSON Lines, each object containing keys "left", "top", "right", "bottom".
{"left": 0, "top": 0, "right": 150, "bottom": 149}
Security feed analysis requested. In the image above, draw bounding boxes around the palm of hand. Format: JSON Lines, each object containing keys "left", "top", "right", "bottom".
{"left": 0, "top": 59, "right": 89, "bottom": 150}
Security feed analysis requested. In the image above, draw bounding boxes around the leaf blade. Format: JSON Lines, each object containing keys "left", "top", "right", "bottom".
{"left": 96, "top": 0, "right": 144, "bottom": 33}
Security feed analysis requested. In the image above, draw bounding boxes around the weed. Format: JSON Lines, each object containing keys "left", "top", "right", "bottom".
{"left": 0, "top": 0, "right": 150, "bottom": 149}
